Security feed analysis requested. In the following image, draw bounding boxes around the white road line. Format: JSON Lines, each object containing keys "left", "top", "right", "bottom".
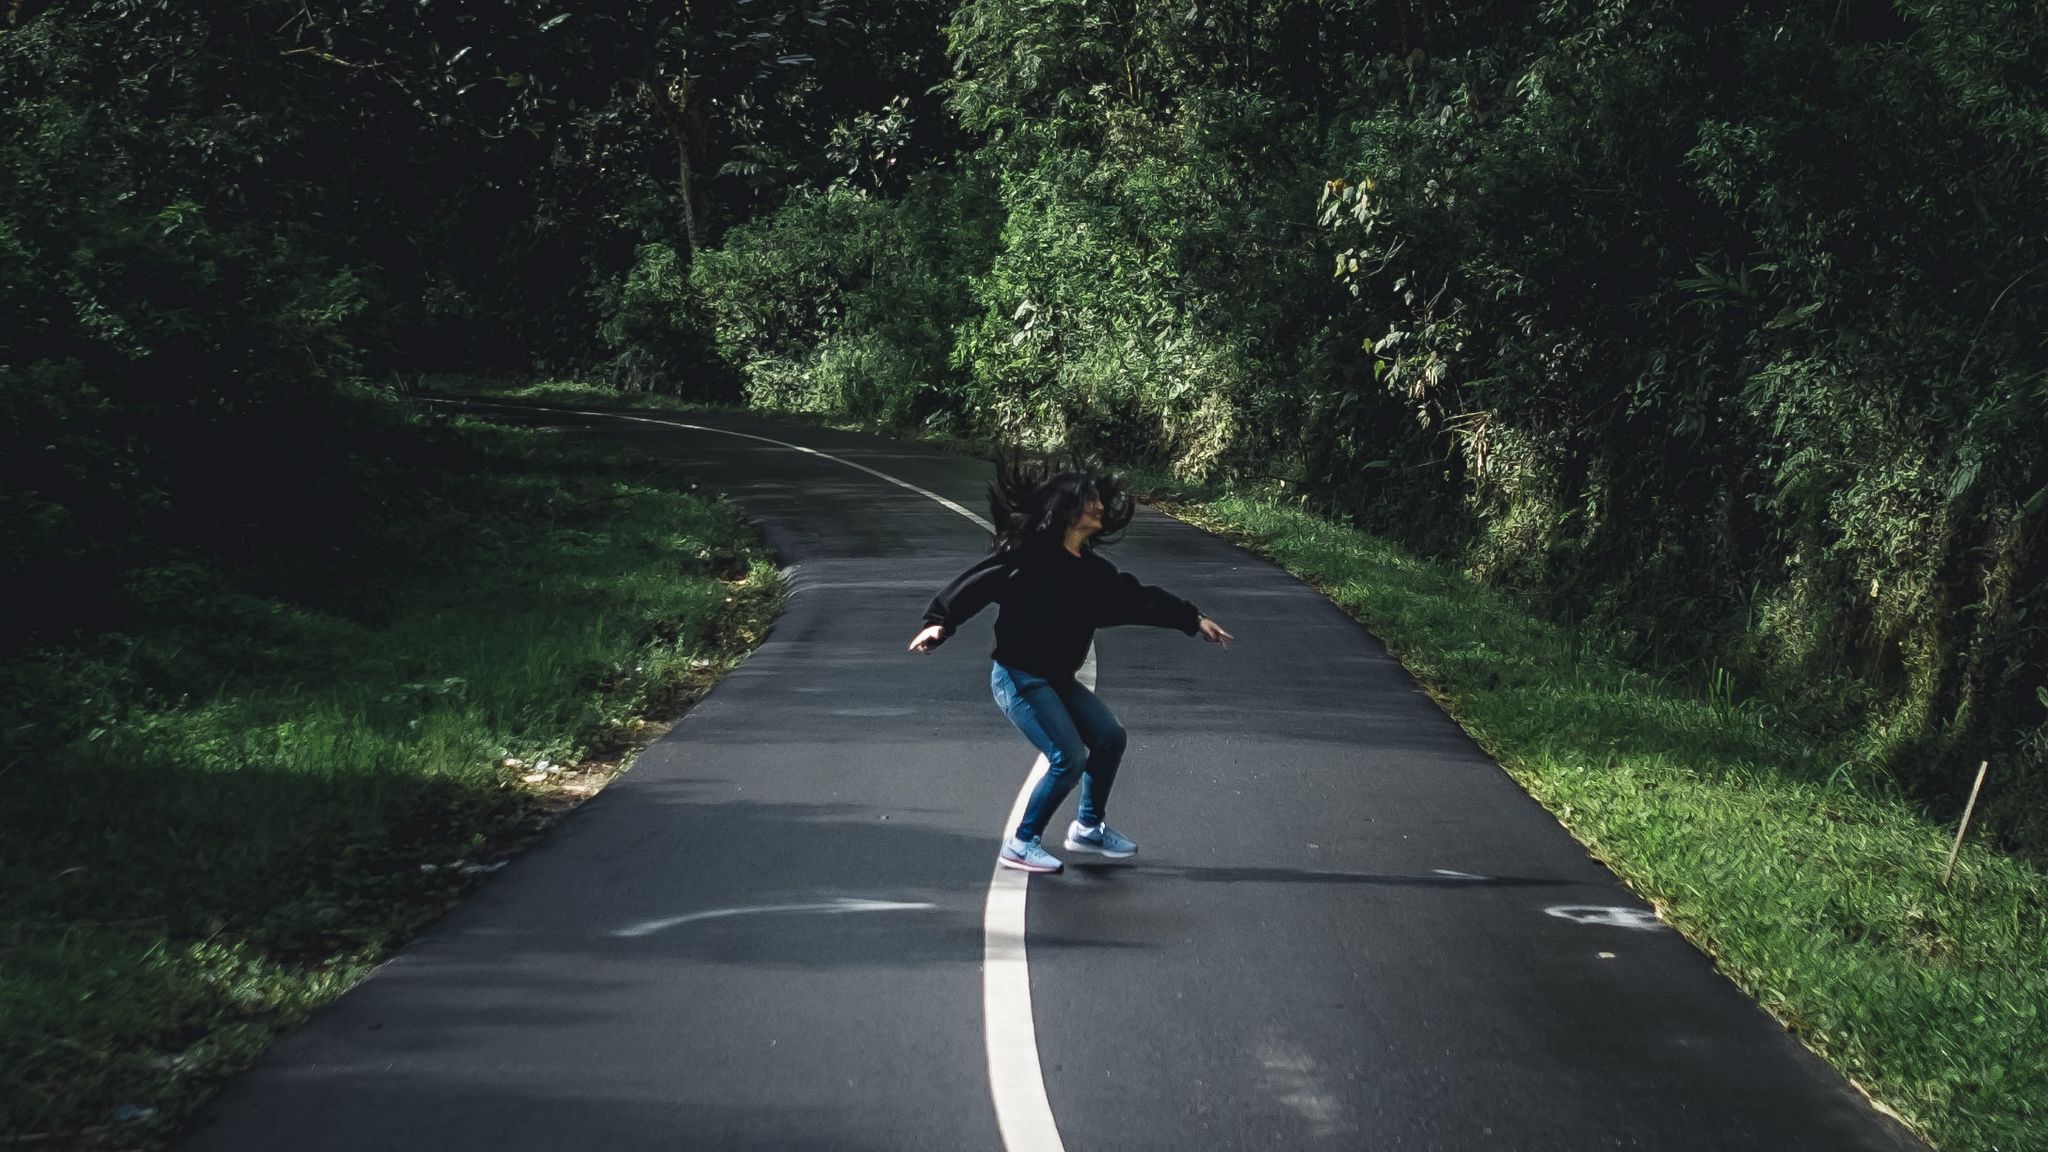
{"left": 984, "top": 643, "right": 1092, "bottom": 1152}
{"left": 427, "top": 399, "right": 994, "bottom": 532}
{"left": 985, "top": 753, "right": 1059, "bottom": 1149}
{"left": 614, "top": 898, "right": 936, "bottom": 938}
{"left": 435, "top": 397, "right": 1069, "bottom": 1152}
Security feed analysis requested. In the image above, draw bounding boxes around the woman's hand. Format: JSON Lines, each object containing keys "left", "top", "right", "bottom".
{"left": 1197, "top": 617, "right": 1234, "bottom": 648}
{"left": 908, "top": 624, "right": 948, "bottom": 653}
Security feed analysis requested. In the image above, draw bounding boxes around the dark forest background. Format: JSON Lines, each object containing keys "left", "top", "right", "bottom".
{"left": 5, "top": 0, "right": 2044, "bottom": 852}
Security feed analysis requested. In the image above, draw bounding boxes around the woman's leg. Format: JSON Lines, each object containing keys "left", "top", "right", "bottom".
{"left": 990, "top": 663, "right": 1090, "bottom": 842}
{"left": 1061, "top": 682, "right": 1128, "bottom": 828}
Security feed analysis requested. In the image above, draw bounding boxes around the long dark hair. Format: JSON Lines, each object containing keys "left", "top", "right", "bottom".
{"left": 987, "top": 452, "right": 1135, "bottom": 553}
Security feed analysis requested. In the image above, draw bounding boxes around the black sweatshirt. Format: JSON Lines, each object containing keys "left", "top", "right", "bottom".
{"left": 922, "top": 539, "right": 1202, "bottom": 685}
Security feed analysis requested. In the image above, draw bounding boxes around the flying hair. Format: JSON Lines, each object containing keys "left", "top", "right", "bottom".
{"left": 986, "top": 450, "right": 1135, "bottom": 553}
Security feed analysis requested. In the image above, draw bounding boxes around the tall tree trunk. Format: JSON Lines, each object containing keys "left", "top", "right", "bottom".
{"left": 674, "top": 131, "right": 701, "bottom": 255}
{"left": 644, "top": 77, "right": 706, "bottom": 257}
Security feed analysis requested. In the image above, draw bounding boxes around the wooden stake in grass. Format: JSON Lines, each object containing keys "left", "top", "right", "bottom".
{"left": 1941, "top": 760, "right": 1991, "bottom": 889}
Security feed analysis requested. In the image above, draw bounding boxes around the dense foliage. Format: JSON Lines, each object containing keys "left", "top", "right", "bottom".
{"left": 689, "top": 0, "right": 2048, "bottom": 857}
{"left": 0, "top": 0, "right": 954, "bottom": 645}
{"left": 5, "top": 0, "right": 2042, "bottom": 859}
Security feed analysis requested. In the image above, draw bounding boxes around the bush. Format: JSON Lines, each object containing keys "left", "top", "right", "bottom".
{"left": 692, "top": 175, "right": 999, "bottom": 425}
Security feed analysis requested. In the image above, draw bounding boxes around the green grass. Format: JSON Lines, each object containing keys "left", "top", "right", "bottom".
{"left": 0, "top": 415, "right": 780, "bottom": 1148}
{"left": 1161, "top": 491, "right": 2045, "bottom": 1152}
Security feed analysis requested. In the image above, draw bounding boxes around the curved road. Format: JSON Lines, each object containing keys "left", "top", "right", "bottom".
{"left": 179, "top": 407, "right": 1922, "bottom": 1151}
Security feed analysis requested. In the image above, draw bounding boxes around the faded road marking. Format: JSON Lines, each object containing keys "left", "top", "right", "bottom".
{"left": 613, "top": 898, "right": 936, "bottom": 938}
{"left": 1256, "top": 1040, "right": 1348, "bottom": 1139}
{"left": 1544, "top": 905, "right": 1668, "bottom": 931}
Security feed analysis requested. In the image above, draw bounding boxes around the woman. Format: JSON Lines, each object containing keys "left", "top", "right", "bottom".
{"left": 908, "top": 459, "right": 1233, "bottom": 874}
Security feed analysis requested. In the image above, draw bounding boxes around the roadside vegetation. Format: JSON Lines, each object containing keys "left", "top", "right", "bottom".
{"left": 0, "top": 415, "right": 779, "bottom": 1147}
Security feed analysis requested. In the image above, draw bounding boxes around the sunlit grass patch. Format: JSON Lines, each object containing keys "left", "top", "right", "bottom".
{"left": 1171, "top": 491, "right": 2047, "bottom": 1152}
{"left": 424, "top": 374, "right": 710, "bottom": 413}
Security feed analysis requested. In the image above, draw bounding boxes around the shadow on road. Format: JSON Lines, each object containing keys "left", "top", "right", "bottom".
{"left": 1069, "top": 863, "right": 1572, "bottom": 889}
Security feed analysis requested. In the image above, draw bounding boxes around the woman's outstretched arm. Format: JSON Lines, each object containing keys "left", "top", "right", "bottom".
{"left": 1099, "top": 562, "right": 1233, "bottom": 648}
{"left": 909, "top": 552, "right": 1013, "bottom": 651}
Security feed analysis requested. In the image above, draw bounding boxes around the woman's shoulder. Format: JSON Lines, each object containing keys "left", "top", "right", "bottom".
{"left": 957, "top": 545, "right": 1022, "bottom": 576}
{"left": 1078, "top": 546, "right": 1122, "bottom": 574}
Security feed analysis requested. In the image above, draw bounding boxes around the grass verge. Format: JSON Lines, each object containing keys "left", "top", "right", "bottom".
{"left": 1159, "top": 490, "right": 2044, "bottom": 1152}
{"left": 0, "top": 413, "right": 781, "bottom": 1149}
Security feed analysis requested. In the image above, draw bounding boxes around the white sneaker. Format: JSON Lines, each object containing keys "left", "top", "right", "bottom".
{"left": 1063, "top": 820, "right": 1137, "bottom": 859}
{"left": 999, "top": 835, "right": 1064, "bottom": 874}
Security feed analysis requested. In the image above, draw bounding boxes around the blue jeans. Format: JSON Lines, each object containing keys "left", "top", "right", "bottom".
{"left": 990, "top": 662, "right": 1129, "bottom": 841}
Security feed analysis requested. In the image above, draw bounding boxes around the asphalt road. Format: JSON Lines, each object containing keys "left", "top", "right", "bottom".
{"left": 177, "top": 406, "right": 1924, "bottom": 1151}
